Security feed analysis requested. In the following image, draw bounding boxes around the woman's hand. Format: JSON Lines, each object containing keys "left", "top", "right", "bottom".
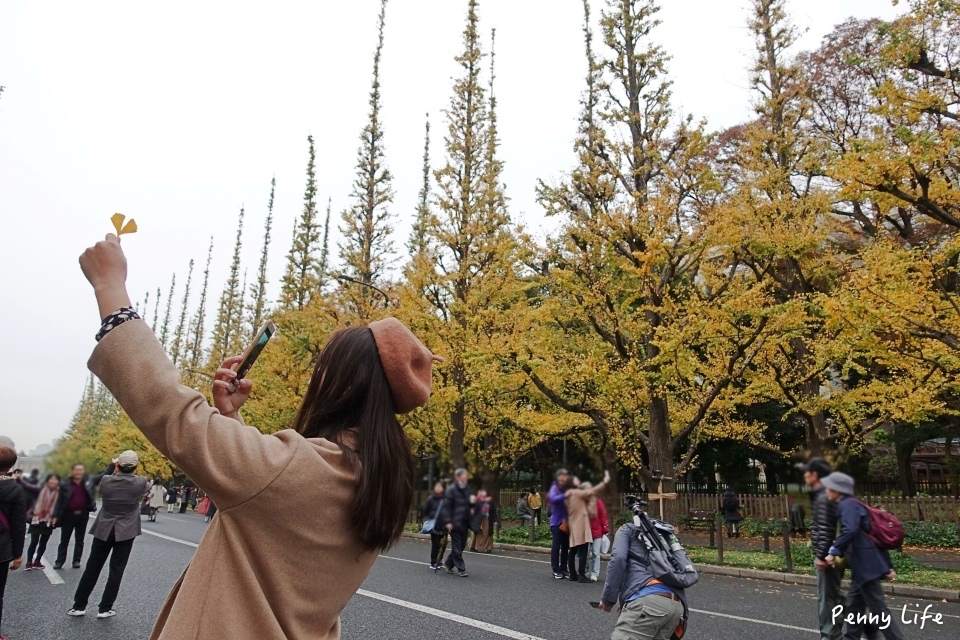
{"left": 10, "top": 557, "right": 22, "bottom": 571}
{"left": 212, "top": 356, "right": 252, "bottom": 421}
{"left": 79, "top": 234, "right": 132, "bottom": 319}
{"left": 603, "top": 470, "right": 611, "bottom": 484}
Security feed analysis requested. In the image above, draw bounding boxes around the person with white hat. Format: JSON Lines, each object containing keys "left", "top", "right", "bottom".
{"left": 822, "top": 472, "right": 906, "bottom": 640}
{"left": 67, "top": 451, "right": 149, "bottom": 619}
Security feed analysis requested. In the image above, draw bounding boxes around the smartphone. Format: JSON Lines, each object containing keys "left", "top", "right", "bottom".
{"left": 227, "top": 320, "right": 276, "bottom": 392}
{"left": 589, "top": 602, "right": 601, "bottom": 609}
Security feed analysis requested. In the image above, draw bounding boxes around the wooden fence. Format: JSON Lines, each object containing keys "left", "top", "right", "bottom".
{"left": 496, "top": 491, "right": 960, "bottom": 525}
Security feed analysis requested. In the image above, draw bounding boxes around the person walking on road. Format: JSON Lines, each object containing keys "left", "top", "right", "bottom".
{"left": 549, "top": 469, "right": 571, "bottom": 579}
{"left": 79, "top": 232, "right": 440, "bottom": 640}
{"left": 823, "top": 472, "right": 906, "bottom": 640}
{"left": 565, "top": 471, "right": 611, "bottom": 583}
{"left": 147, "top": 478, "right": 164, "bottom": 522}
{"left": 598, "top": 511, "right": 689, "bottom": 640}
{"left": 177, "top": 486, "right": 189, "bottom": 513}
{"left": 469, "top": 490, "right": 497, "bottom": 553}
{"left": 0, "top": 445, "right": 27, "bottom": 640}
{"left": 805, "top": 458, "right": 845, "bottom": 640}
{"left": 67, "top": 451, "right": 150, "bottom": 619}
{"left": 439, "top": 468, "right": 473, "bottom": 577}
{"left": 22, "top": 473, "right": 61, "bottom": 570}
{"left": 588, "top": 492, "right": 610, "bottom": 582}
{"left": 53, "top": 463, "right": 98, "bottom": 570}
{"left": 423, "top": 482, "right": 446, "bottom": 569}
{"left": 165, "top": 484, "right": 177, "bottom": 513}
{"left": 721, "top": 489, "right": 741, "bottom": 538}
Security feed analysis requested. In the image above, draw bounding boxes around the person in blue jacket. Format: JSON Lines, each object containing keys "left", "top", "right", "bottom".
{"left": 822, "top": 472, "right": 906, "bottom": 640}
{"left": 548, "top": 468, "right": 570, "bottom": 579}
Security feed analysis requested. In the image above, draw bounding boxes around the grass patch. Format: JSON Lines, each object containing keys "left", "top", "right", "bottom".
{"left": 687, "top": 545, "right": 960, "bottom": 590}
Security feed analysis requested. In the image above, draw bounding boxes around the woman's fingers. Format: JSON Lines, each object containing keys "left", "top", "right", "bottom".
{"left": 220, "top": 355, "right": 243, "bottom": 370}
{"left": 214, "top": 367, "right": 239, "bottom": 382}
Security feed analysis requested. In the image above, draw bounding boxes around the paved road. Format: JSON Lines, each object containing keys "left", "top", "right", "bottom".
{"left": 6, "top": 512, "right": 959, "bottom": 639}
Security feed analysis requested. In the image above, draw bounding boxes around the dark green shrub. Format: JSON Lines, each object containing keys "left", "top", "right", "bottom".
{"left": 498, "top": 506, "right": 519, "bottom": 521}
{"left": 903, "top": 521, "right": 960, "bottom": 548}
{"left": 496, "top": 524, "right": 551, "bottom": 546}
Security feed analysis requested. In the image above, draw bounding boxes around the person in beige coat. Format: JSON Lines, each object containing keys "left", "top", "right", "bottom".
{"left": 565, "top": 471, "right": 610, "bottom": 583}
{"left": 78, "top": 234, "right": 442, "bottom": 640}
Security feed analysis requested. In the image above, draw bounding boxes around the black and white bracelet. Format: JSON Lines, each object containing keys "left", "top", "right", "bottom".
{"left": 96, "top": 307, "right": 142, "bottom": 342}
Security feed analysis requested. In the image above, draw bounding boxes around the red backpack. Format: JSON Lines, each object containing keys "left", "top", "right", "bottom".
{"left": 856, "top": 500, "right": 904, "bottom": 550}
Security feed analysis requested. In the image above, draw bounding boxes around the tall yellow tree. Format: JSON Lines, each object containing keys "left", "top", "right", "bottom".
{"left": 527, "top": 0, "right": 776, "bottom": 516}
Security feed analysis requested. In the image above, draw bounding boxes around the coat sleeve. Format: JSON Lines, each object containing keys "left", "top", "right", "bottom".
{"left": 16, "top": 478, "right": 41, "bottom": 498}
{"left": 548, "top": 484, "right": 565, "bottom": 508}
{"left": 598, "top": 499, "right": 609, "bottom": 533}
{"left": 600, "top": 525, "right": 631, "bottom": 606}
{"left": 9, "top": 486, "right": 27, "bottom": 559}
{"left": 88, "top": 320, "right": 296, "bottom": 511}
{"left": 54, "top": 485, "right": 68, "bottom": 520}
{"left": 811, "top": 490, "right": 837, "bottom": 560}
{"left": 829, "top": 499, "right": 863, "bottom": 557}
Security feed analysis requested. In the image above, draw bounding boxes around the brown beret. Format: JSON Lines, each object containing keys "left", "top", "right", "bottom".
{"left": 368, "top": 317, "right": 442, "bottom": 414}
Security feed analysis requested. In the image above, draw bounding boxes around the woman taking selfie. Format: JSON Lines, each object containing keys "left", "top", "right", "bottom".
{"left": 79, "top": 234, "right": 441, "bottom": 640}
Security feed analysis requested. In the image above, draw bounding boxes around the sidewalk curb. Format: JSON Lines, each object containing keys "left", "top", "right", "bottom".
{"left": 400, "top": 532, "right": 959, "bottom": 603}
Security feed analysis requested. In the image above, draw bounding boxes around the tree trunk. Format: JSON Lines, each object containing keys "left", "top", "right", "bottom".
{"left": 800, "top": 377, "right": 828, "bottom": 457}
{"left": 449, "top": 397, "right": 466, "bottom": 471}
{"left": 895, "top": 439, "right": 917, "bottom": 497}
{"left": 647, "top": 394, "right": 678, "bottom": 522}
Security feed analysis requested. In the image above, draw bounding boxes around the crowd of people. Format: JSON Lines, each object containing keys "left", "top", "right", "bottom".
{"left": 420, "top": 467, "right": 613, "bottom": 585}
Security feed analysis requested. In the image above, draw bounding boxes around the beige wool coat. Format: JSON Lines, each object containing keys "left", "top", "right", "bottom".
{"left": 565, "top": 481, "right": 609, "bottom": 548}
{"left": 90, "top": 321, "right": 377, "bottom": 640}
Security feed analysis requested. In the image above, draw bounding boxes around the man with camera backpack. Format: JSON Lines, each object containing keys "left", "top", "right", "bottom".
{"left": 598, "top": 500, "right": 694, "bottom": 640}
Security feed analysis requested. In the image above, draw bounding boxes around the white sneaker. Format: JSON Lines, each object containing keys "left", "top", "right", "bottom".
{"left": 96, "top": 610, "right": 117, "bottom": 619}
{"left": 66, "top": 609, "right": 86, "bottom": 617}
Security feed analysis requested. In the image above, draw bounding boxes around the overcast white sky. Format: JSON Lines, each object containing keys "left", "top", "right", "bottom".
{"left": 0, "top": 1, "right": 903, "bottom": 453}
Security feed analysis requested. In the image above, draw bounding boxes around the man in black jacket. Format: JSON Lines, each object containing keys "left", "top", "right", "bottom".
{"left": 54, "top": 463, "right": 100, "bottom": 569}
{"left": 440, "top": 468, "right": 473, "bottom": 577}
{"left": 805, "top": 458, "right": 841, "bottom": 640}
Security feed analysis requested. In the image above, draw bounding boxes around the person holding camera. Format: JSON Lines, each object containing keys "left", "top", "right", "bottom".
{"left": 68, "top": 451, "right": 149, "bottom": 619}
{"left": 598, "top": 513, "right": 690, "bottom": 640}
{"left": 79, "top": 234, "right": 441, "bottom": 639}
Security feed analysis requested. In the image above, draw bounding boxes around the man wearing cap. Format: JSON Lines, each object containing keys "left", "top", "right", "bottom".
{"left": 67, "top": 451, "right": 150, "bottom": 619}
{"left": 803, "top": 458, "right": 843, "bottom": 640}
{"left": 822, "top": 472, "right": 906, "bottom": 640}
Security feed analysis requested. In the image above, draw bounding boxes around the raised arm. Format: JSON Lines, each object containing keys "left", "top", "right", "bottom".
{"left": 588, "top": 470, "right": 612, "bottom": 496}
{"left": 80, "top": 236, "right": 295, "bottom": 509}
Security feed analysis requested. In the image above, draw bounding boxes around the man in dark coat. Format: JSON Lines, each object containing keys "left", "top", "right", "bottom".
{"left": 804, "top": 458, "right": 842, "bottom": 640}
{"left": 439, "top": 468, "right": 473, "bottom": 577}
{"left": 824, "top": 473, "right": 906, "bottom": 640}
{"left": 67, "top": 450, "right": 150, "bottom": 619}
{"left": 54, "top": 463, "right": 99, "bottom": 569}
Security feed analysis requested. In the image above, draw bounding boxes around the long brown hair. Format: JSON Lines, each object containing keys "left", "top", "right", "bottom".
{"left": 291, "top": 326, "right": 415, "bottom": 551}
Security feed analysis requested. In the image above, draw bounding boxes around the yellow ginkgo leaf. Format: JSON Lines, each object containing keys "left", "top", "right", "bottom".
{"left": 120, "top": 219, "right": 137, "bottom": 235}
{"left": 111, "top": 213, "right": 126, "bottom": 235}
